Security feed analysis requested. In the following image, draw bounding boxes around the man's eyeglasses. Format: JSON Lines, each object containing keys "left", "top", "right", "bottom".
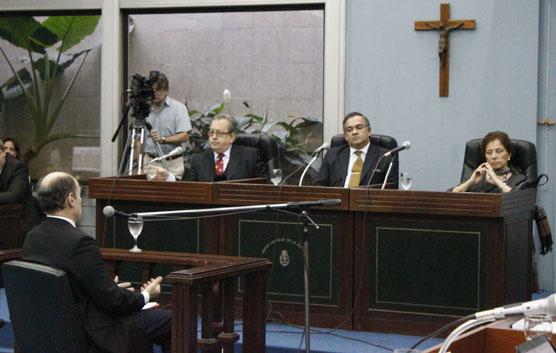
{"left": 209, "top": 130, "right": 232, "bottom": 138}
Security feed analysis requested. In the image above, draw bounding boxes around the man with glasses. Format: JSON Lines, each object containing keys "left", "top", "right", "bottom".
{"left": 0, "top": 139, "right": 43, "bottom": 238}
{"left": 314, "top": 112, "right": 397, "bottom": 188}
{"left": 186, "top": 114, "right": 267, "bottom": 181}
{"left": 143, "top": 72, "right": 191, "bottom": 179}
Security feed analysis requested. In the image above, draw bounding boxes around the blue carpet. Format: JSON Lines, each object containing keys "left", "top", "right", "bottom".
{"left": 0, "top": 321, "right": 443, "bottom": 353}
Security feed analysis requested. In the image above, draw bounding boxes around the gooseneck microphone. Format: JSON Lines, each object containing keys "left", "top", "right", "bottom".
{"left": 147, "top": 146, "right": 184, "bottom": 163}
{"left": 298, "top": 143, "right": 330, "bottom": 186}
{"left": 474, "top": 293, "right": 556, "bottom": 320}
{"left": 384, "top": 141, "right": 411, "bottom": 157}
{"left": 312, "top": 142, "right": 330, "bottom": 154}
{"left": 102, "top": 206, "right": 133, "bottom": 218}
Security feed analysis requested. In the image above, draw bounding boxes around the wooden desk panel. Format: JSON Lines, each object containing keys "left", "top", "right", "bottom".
{"left": 214, "top": 183, "right": 353, "bottom": 328}
{"left": 90, "top": 178, "right": 535, "bottom": 335}
{"left": 351, "top": 189, "right": 535, "bottom": 335}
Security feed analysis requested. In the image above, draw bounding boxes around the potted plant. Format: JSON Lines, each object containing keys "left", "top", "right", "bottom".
{"left": 0, "top": 15, "right": 100, "bottom": 163}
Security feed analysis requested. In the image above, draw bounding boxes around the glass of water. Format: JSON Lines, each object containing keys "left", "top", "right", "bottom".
{"left": 400, "top": 172, "right": 413, "bottom": 190}
{"left": 270, "top": 169, "right": 282, "bottom": 185}
{"left": 524, "top": 314, "right": 553, "bottom": 341}
{"left": 127, "top": 215, "right": 143, "bottom": 253}
{"left": 146, "top": 165, "right": 157, "bottom": 181}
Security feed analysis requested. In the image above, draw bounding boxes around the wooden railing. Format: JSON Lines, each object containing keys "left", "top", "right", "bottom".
{"left": 0, "top": 248, "right": 271, "bottom": 353}
{"left": 100, "top": 248, "right": 272, "bottom": 353}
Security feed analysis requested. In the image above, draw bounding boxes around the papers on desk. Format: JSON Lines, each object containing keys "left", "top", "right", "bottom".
{"left": 512, "top": 318, "right": 556, "bottom": 333}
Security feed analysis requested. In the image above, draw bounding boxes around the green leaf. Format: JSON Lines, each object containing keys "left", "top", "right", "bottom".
{"left": 33, "top": 48, "right": 91, "bottom": 81}
{"left": 42, "top": 16, "right": 100, "bottom": 52}
{"left": 0, "top": 17, "right": 55, "bottom": 53}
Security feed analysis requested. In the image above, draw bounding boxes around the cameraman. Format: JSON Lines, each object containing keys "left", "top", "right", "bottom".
{"left": 143, "top": 73, "right": 191, "bottom": 179}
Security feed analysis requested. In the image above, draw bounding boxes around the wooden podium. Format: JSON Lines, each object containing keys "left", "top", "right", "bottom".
{"left": 90, "top": 177, "right": 535, "bottom": 335}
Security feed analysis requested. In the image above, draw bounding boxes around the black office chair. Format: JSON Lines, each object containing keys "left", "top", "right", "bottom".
{"left": 330, "top": 133, "right": 399, "bottom": 188}
{"left": 330, "top": 133, "right": 398, "bottom": 151}
{"left": 233, "top": 133, "right": 280, "bottom": 172}
{"left": 460, "top": 138, "right": 538, "bottom": 184}
{"left": 2, "top": 260, "right": 91, "bottom": 353}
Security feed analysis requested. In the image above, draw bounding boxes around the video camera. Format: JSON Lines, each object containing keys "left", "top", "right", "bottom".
{"left": 129, "top": 70, "right": 160, "bottom": 121}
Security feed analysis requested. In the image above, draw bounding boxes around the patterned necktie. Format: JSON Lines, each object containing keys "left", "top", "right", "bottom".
{"left": 348, "top": 151, "right": 363, "bottom": 188}
{"left": 215, "top": 153, "right": 224, "bottom": 176}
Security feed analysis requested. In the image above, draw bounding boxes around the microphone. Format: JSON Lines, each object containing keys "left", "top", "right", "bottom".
{"left": 102, "top": 206, "right": 133, "bottom": 218}
{"left": 474, "top": 294, "right": 556, "bottom": 320}
{"left": 297, "top": 143, "right": 330, "bottom": 186}
{"left": 145, "top": 122, "right": 153, "bottom": 131}
{"left": 313, "top": 142, "right": 330, "bottom": 154}
{"left": 286, "top": 199, "right": 341, "bottom": 208}
{"left": 148, "top": 146, "right": 184, "bottom": 163}
{"left": 384, "top": 141, "right": 411, "bottom": 157}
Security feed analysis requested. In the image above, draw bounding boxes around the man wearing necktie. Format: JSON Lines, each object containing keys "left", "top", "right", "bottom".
{"left": 314, "top": 112, "right": 398, "bottom": 188}
{"left": 186, "top": 115, "right": 267, "bottom": 181}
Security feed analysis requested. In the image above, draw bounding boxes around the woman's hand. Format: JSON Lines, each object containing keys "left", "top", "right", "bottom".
{"left": 453, "top": 163, "right": 487, "bottom": 192}
{"left": 469, "top": 163, "right": 488, "bottom": 185}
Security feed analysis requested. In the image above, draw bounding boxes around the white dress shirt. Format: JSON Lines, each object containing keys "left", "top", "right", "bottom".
{"left": 213, "top": 145, "right": 232, "bottom": 172}
{"left": 343, "top": 143, "right": 370, "bottom": 188}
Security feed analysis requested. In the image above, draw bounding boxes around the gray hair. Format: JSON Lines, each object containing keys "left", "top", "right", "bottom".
{"left": 213, "top": 114, "right": 237, "bottom": 133}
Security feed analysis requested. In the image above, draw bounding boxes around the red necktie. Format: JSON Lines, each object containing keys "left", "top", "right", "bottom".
{"left": 215, "top": 153, "right": 224, "bottom": 176}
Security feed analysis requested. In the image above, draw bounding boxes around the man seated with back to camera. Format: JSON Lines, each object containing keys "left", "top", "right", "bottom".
{"left": 143, "top": 72, "right": 192, "bottom": 180}
{"left": 22, "top": 172, "right": 172, "bottom": 353}
{"left": 314, "top": 112, "right": 397, "bottom": 188}
{"left": 0, "top": 139, "right": 43, "bottom": 238}
{"left": 186, "top": 114, "right": 268, "bottom": 182}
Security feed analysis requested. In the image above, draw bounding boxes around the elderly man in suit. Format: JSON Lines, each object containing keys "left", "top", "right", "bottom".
{"left": 0, "top": 139, "right": 43, "bottom": 237}
{"left": 186, "top": 114, "right": 267, "bottom": 181}
{"left": 22, "top": 172, "right": 172, "bottom": 353}
{"left": 314, "top": 112, "right": 397, "bottom": 188}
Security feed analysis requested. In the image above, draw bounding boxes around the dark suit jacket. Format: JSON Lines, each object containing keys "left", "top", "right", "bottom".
{"left": 314, "top": 144, "right": 398, "bottom": 188}
{"left": 186, "top": 144, "right": 267, "bottom": 182}
{"left": 0, "top": 156, "right": 43, "bottom": 237}
{"left": 22, "top": 218, "right": 150, "bottom": 353}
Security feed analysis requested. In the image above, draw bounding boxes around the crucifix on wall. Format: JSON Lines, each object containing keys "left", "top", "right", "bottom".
{"left": 415, "top": 3, "right": 476, "bottom": 97}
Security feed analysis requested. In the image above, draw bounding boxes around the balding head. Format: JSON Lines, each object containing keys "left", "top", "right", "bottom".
{"left": 37, "top": 172, "right": 81, "bottom": 220}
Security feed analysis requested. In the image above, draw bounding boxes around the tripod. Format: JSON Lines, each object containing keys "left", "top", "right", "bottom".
{"left": 114, "top": 103, "right": 168, "bottom": 176}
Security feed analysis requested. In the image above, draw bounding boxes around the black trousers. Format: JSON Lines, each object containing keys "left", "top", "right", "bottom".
{"left": 127, "top": 308, "right": 172, "bottom": 353}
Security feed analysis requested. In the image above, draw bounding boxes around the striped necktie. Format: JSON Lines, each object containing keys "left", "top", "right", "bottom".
{"left": 348, "top": 150, "right": 363, "bottom": 188}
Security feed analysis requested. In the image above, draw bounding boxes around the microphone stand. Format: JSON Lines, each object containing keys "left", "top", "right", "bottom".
{"left": 133, "top": 200, "right": 329, "bottom": 353}
{"left": 380, "top": 155, "right": 396, "bottom": 190}
{"left": 145, "top": 125, "right": 170, "bottom": 172}
{"left": 299, "top": 152, "right": 321, "bottom": 186}
{"left": 300, "top": 207, "right": 319, "bottom": 353}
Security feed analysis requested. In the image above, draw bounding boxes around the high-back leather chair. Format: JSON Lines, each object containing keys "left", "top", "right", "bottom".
{"left": 234, "top": 133, "right": 280, "bottom": 172}
{"left": 2, "top": 260, "right": 91, "bottom": 353}
{"left": 330, "top": 133, "right": 399, "bottom": 188}
{"left": 330, "top": 133, "right": 398, "bottom": 151}
{"left": 460, "top": 138, "right": 538, "bottom": 184}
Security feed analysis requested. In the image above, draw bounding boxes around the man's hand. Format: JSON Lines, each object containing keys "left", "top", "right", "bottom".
{"left": 114, "top": 275, "right": 135, "bottom": 292}
{"left": 142, "top": 276, "right": 163, "bottom": 299}
{"left": 150, "top": 129, "right": 161, "bottom": 143}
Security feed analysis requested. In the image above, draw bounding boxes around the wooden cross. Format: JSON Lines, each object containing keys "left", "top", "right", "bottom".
{"left": 415, "top": 3, "right": 476, "bottom": 97}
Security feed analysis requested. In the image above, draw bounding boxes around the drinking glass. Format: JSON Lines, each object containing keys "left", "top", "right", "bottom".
{"left": 270, "top": 169, "right": 282, "bottom": 185}
{"left": 400, "top": 172, "right": 413, "bottom": 190}
{"left": 146, "top": 165, "right": 157, "bottom": 181}
{"left": 127, "top": 215, "right": 143, "bottom": 253}
{"left": 524, "top": 314, "right": 553, "bottom": 341}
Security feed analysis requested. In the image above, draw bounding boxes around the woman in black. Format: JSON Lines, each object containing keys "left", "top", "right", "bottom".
{"left": 452, "top": 131, "right": 526, "bottom": 193}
